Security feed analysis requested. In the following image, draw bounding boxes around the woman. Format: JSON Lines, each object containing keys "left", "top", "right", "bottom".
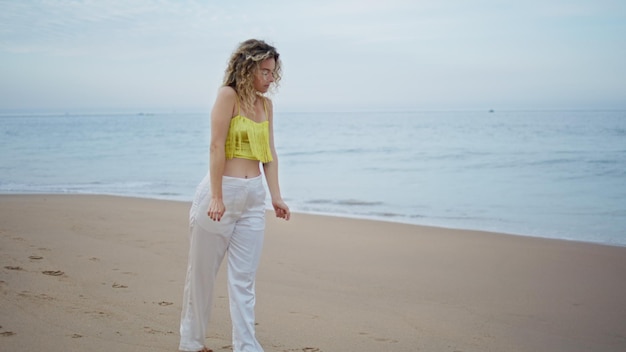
{"left": 179, "top": 39, "right": 290, "bottom": 352}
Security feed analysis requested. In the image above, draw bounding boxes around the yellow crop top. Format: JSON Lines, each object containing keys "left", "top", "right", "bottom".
{"left": 225, "top": 97, "right": 273, "bottom": 163}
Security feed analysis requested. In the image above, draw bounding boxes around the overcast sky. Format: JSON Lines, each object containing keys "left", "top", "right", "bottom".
{"left": 1, "top": 0, "right": 625, "bottom": 112}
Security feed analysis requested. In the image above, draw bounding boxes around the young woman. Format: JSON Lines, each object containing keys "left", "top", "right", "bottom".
{"left": 179, "top": 39, "right": 290, "bottom": 352}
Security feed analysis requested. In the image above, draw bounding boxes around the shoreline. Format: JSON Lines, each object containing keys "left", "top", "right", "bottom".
{"left": 2, "top": 192, "right": 623, "bottom": 248}
{"left": 2, "top": 194, "right": 626, "bottom": 351}
{"left": 287, "top": 208, "right": 626, "bottom": 249}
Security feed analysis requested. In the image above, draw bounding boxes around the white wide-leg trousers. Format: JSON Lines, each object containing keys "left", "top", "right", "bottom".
{"left": 179, "top": 175, "right": 266, "bottom": 352}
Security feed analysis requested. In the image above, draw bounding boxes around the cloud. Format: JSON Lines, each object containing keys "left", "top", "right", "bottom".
{"left": 0, "top": 0, "right": 237, "bottom": 58}
{"left": 0, "top": 0, "right": 624, "bottom": 110}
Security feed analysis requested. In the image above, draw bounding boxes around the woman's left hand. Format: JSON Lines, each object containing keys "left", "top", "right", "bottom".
{"left": 272, "top": 199, "right": 290, "bottom": 221}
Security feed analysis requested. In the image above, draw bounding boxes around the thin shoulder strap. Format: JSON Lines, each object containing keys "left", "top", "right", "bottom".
{"left": 236, "top": 95, "right": 240, "bottom": 116}
{"left": 263, "top": 97, "right": 268, "bottom": 121}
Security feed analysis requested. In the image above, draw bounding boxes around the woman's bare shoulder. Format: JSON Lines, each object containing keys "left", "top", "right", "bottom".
{"left": 217, "top": 86, "right": 237, "bottom": 100}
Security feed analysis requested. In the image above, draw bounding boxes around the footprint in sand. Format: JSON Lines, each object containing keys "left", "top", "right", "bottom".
{"left": 1, "top": 331, "right": 16, "bottom": 337}
{"left": 143, "top": 326, "right": 174, "bottom": 335}
{"left": 158, "top": 301, "right": 173, "bottom": 306}
{"left": 358, "top": 332, "right": 398, "bottom": 344}
{"left": 4, "top": 266, "right": 23, "bottom": 271}
{"left": 29, "top": 255, "right": 43, "bottom": 260}
{"left": 112, "top": 282, "right": 128, "bottom": 288}
{"left": 373, "top": 337, "right": 398, "bottom": 343}
{"left": 42, "top": 270, "right": 64, "bottom": 276}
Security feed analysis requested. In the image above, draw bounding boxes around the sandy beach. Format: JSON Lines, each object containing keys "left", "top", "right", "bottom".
{"left": 1, "top": 194, "right": 625, "bottom": 352}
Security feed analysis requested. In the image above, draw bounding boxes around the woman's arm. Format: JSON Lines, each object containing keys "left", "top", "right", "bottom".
{"left": 207, "top": 86, "right": 236, "bottom": 222}
{"left": 263, "top": 98, "right": 290, "bottom": 220}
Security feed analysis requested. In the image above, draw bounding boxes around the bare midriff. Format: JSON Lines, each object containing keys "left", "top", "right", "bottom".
{"left": 223, "top": 157, "right": 262, "bottom": 179}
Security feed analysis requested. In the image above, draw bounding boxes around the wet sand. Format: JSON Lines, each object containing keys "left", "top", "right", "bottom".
{"left": 1, "top": 194, "right": 625, "bottom": 351}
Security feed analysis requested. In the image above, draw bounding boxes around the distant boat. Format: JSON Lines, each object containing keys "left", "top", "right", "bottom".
{"left": 489, "top": 109, "right": 494, "bottom": 113}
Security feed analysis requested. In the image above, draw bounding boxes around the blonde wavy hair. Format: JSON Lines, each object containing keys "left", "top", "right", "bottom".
{"left": 223, "top": 39, "right": 282, "bottom": 117}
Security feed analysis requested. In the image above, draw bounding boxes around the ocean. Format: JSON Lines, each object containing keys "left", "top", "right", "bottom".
{"left": 1, "top": 109, "right": 625, "bottom": 246}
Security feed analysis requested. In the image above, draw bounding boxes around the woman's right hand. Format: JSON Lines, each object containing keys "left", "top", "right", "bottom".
{"left": 207, "top": 198, "right": 225, "bottom": 222}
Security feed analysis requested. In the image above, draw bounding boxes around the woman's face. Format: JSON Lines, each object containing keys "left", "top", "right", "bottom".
{"left": 253, "top": 57, "right": 276, "bottom": 93}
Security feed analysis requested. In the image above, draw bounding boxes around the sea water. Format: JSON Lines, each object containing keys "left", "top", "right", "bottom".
{"left": 1, "top": 109, "right": 625, "bottom": 246}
